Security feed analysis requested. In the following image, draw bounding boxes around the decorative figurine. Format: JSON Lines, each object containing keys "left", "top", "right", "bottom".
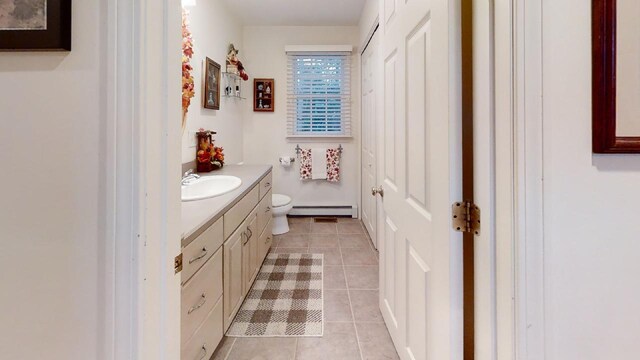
{"left": 226, "top": 44, "right": 249, "bottom": 81}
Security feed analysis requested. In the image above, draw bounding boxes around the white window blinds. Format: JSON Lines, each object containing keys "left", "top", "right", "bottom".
{"left": 287, "top": 53, "right": 352, "bottom": 137}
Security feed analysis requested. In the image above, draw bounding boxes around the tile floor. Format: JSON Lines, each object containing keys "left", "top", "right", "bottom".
{"left": 212, "top": 217, "right": 400, "bottom": 360}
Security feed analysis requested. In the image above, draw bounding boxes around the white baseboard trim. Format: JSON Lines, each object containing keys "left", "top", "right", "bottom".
{"left": 289, "top": 205, "right": 358, "bottom": 218}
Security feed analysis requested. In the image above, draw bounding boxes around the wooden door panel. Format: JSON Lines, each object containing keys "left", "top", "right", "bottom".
{"left": 384, "top": 52, "right": 399, "bottom": 187}
{"left": 406, "top": 18, "right": 432, "bottom": 214}
{"left": 378, "top": 0, "right": 463, "bottom": 359}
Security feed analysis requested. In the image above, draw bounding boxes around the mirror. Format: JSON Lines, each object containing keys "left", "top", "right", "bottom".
{"left": 593, "top": 0, "right": 640, "bottom": 153}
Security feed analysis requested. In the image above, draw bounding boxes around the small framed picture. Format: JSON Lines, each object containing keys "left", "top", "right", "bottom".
{"left": 0, "top": 0, "right": 72, "bottom": 51}
{"left": 203, "top": 57, "right": 221, "bottom": 110}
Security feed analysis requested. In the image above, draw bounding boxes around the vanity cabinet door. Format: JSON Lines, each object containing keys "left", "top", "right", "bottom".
{"left": 242, "top": 209, "right": 260, "bottom": 294}
{"left": 223, "top": 226, "right": 244, "bottom": 332}
{"left": 259, "top": 219, "right": 274, "bottom": 263}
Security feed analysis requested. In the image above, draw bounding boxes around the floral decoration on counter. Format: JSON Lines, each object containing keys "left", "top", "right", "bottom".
{"left": 181, "top": 9, "right": 195, "bottom": 130}
{"left": 196, "top": 128, "right": 225, "bottom": 172}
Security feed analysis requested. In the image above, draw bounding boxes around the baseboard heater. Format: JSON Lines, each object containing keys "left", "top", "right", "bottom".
{"left": 289, "top": 205, "right": 358, "bottom": 218}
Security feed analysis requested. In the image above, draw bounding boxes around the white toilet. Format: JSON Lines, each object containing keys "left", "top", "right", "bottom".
{"left": 271, "top": 194, "right": 293, "bottom": 235}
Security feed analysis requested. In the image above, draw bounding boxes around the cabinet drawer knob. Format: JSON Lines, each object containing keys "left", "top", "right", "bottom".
{"left": 187, "top": 293, "right": 207, "bottom": 314}
{"left": 265, "top": 182, "right": 271, "bottom": 187}
{"left": 188, "top": 248, "right": 208, "bottom": 264}
{"left": 265, "top": 206, "right": 271, "bottom": 213}
{"left": 198, "top": 344, "right": 208, "bottom": 360}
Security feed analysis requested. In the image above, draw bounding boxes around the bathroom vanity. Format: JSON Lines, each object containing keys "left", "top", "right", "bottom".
{"left": 180, "top": 165, "right": 273, "bottom": 359}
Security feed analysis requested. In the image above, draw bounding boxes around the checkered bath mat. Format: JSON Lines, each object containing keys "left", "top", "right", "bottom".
{"left": 226, "top": 253, "right": 324, "bottom": 337}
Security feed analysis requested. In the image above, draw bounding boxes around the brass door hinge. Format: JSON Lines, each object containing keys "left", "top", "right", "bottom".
{"left": 174, "top": 253, "right": 183, "bottom": 274}
{"left": 452, "top": 202, "right": 481, "bottom": 235}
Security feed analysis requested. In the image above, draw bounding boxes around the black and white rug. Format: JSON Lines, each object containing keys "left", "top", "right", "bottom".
{"left": 226, "top": 253, "right": 324, "bottom": 337}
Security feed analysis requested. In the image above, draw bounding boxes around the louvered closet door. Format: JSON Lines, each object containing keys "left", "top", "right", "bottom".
{"left": 377, "top": 0, "right": 464, "bottom": 359}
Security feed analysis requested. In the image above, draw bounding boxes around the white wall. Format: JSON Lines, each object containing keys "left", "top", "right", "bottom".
{"left": 0, "top": 1, "right": 103, "bottom": 358}
{"left": 241, "top": 26, "right": 361, "bottom": 208}
{"left": 541, "top": 0, "right": 640, "bottom": 358}
{"left": 358, "top": 0, "right": 378, "bottom": 46}
{"left": 181, "top": 0, "right": 245, "bottom": 164}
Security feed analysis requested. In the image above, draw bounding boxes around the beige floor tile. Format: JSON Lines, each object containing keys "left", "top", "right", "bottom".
{"left": 288, "top": 222, "right": 311, "bottom": 234}
{"left": 349, "top": 290, "right": 384, "bottom": 322}
{"left": 337, "top": 217, "right": 361, "bottom": 223}
{"left": 344, "top": 265, "right": 379, "bottom": 289}
{"left": 288, "top": 216, "right": 312, "bottom": 224}
{"left": 309, "top": 222, "right": 338, "bottom": 234}
{"left": 295, "top": 322, "right": 361, "bottom": 360}
{"left": 212, "top": 336, "right": 236, "bottom": 360}
{"left": 338, "top": 234, "right": 371, "bottom": 249}
{"left": 341, "top": 246, "right": 378, "bottom": 265}
{"left": 324, "top": 290, "right": 353, "bottom": 321}
{"left": 310, "top": 234, "right": 339, "bottom": 248}
{"left": 309, "top": 247, "right": 343, "bottom": 265}
{"left": 355, "top": 322, "right": 400, "bottom": 360}
{"left": 277, "top": 234, "right": 310, "bottom": 248}
{"left": 324, "top": 265, "right": 347, "bottom": 289}
{"left": 226, "top": 337, "right": 297, "bottom": 360}
{"left": 337, "top": 222, "right": 365, "bottom": 234}
{"left": 271, "top": 247, "right": 308, "bottom": 254}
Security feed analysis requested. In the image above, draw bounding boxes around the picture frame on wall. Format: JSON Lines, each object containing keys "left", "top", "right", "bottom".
{"left": 203, "top": 57, "right": 221, "bottom": 110}
{"left": 592, "top": 0, "right": 640, "bottom": 153}
{"left": 0, "top": 0, "right": 72, "bottom": 51}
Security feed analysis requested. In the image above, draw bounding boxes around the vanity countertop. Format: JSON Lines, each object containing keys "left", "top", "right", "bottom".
{"left": 181, "top": 164, "right": 272, "bottom": 247}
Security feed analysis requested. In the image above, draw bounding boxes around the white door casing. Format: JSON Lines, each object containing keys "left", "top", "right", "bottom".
{"left": 377, "top": 0, "right": 464, "bottom": 359}
{"left": 106, "top": 0, "right": 182, "bottom": 358}
{"left": 361, "top": 29, "right": 380, "bottom": 248}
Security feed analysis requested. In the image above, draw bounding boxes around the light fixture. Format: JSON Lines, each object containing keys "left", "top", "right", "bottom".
{"left": 182, "top": 0, "right": 196, "bottom": 7}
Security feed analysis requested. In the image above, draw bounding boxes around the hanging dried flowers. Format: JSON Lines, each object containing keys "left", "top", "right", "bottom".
{"left": 182, "top": 9, "right": 195, "bottom": 130}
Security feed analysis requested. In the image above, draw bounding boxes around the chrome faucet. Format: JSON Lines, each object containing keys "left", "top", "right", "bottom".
{"left": 182, "top": 169, "right": 200, "bottom": 185}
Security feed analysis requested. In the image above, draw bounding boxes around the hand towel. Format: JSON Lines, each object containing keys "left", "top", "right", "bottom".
{"left": 327, "top": 148, "right": 341, "bottom": 182}
{"left": 299, "top": 149, "right": 312, "bottom": 180}
{"left": 311, "top": 148, "right": 328, "bottom": 180}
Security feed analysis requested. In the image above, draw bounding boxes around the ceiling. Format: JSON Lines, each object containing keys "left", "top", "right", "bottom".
{"left": 221, "top": 0, "right": 367, "bottom": 26}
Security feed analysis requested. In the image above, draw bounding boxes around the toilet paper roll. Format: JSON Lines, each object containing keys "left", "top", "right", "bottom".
{"left": 280, "top": 157, "right": 292, "bottom": 167}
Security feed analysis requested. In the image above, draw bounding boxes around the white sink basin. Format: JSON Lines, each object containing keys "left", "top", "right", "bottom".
{"left": 181, "top": 175, "right": 242, "bottom": 202}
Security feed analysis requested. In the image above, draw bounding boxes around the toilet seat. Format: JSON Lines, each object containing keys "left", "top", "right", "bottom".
{"left": 272, "top": 194, "right": 292, "bottom": 208}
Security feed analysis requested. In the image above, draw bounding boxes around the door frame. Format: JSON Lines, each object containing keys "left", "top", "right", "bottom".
{"left": 488, "top": 0, "right": 546, "bottom": 358}
{"left": 472, "top": 0, "right": 545, "bottom": 358}
{"left": 103, "top": 0, "right": 182, "bottom": 359}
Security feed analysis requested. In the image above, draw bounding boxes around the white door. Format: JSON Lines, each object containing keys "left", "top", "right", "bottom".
{"left": 361, "top": 29, "right": 380, "bottom": 248}
{"left": 377, "top": 0, "right": 463, "bottom": 359}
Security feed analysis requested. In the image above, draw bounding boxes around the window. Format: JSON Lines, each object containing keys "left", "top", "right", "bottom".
{"left": 287, "top": 51, "right": 352, "bottom": 137}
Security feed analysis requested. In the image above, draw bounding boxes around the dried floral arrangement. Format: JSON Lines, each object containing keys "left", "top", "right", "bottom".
{"left": 182, "top": 9, "right": 195, "bottom": 130}
{"left": 196, "top": 128, "right": 225, "bottom": 172}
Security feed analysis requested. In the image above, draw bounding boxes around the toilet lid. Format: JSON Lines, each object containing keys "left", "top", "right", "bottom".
{"left": 272, "top": 194, "right": 292, "bottom": 207}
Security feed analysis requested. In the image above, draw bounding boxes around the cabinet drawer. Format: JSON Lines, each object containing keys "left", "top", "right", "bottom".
{"left": 181, "top": 247, "right": 223, "bottom": 345}
{"left": 259, "top": 172, "right": 272, "bottom": 199}
{"left": 182, "top": 218, "right": 223, "bottom": 284}
{"left": 257, "top": 189, "right": 273, "bottom": 235}
{"left": 224, "top": 186, "right": 260, "bottom": 239}
{"left": 181, "top": 297, "right": 223, "bottom": 360}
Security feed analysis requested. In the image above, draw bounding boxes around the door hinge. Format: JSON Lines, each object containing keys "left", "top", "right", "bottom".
{"left": 452, "top": 202, "right": 481, "bottom": 235}
{"left": 174, "top": 253, "right": 183, "bottom": 274}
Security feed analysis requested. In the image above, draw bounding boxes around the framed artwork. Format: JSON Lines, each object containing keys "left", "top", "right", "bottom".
{"left": 203, "top": 57, "right": 220, "bottom": 110}
{"left": 0, "top": 0, "right": 72, "bottom": 51}
{"left": 592, "top": 0, "right": 640, "bottom": 153}
{"left": 253, "top": 78, "right": 274, "bottom": 112}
